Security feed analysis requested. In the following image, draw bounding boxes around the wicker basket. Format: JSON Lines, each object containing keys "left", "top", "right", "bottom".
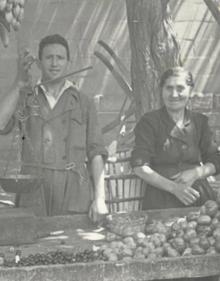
{"left": 104, "top": 212, "right": 148, "bottom": 236}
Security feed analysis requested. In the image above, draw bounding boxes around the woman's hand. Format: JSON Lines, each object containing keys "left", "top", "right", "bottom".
{"left": 171, "top": 182, "right": 200, "bottom": 206}
{"left": 134, "top": 164, "right": 200, "bottom": 206}
{"left": 171, "top": 168, "right": 199, "bottom": 186}
{"left": 89, "top": 198, "right": 108, "bottom": 223}
{"left": 171, "top": 170, "right": 200, "bottom": 205}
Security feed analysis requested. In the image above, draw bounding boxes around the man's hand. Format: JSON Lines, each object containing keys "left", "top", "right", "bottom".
{"left": 15, "top": 48, "right": 36, "bottom": 87}
{"left": 89, "top": 198, "right": 108, "bottom": 223}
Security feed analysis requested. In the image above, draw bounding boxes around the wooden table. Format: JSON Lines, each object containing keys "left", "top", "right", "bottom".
{"left": 0, "top": 208, "right": 219, "bottom": 281}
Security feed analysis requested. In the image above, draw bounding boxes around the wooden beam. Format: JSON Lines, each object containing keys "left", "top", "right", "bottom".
{"left": 203, "top": 0, "right": 220, "bottom": 26}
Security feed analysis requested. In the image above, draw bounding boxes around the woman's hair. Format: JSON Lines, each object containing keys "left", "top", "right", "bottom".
{"left": 38, "top": 34, "right": 70, "bottom": 61}
{"left": 159, "top": 67, "right": 194, "bottom": 88}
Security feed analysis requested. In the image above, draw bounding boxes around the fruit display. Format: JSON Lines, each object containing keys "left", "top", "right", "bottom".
{"left": 3, "top": 249, "right": 107, "bottom": 267}
{"left": 1, "top": 198, "right": 220, "bottom": 268}
{"left": 101, "top": 199, "right": 220, "bottom": 262}
{"left": 0, "top": 0, "right": 27, "bottom": 47}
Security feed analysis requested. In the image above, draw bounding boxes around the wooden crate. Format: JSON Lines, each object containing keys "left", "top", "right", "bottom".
{"left": 105, "top": 151, "right": 145, "bottom": 213}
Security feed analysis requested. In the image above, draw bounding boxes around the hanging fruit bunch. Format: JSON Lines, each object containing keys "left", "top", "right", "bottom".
{"left": 0, "top": 0, "right": 26, "bottom": 47}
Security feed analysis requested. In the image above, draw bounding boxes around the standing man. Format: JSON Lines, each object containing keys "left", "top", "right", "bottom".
{"left": 0, "top": 34, "right": 108, "bottom": 221}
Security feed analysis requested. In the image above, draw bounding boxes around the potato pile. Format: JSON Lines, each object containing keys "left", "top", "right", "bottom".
{"left": 102, "top": 199, "right": 220, "bottom": 262}
{"left": 0, "top": 0, "right": 26, "bottom": 47}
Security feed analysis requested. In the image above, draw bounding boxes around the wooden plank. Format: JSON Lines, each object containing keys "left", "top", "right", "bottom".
{"left": 35, "top": 207, "right": 198, "bottom": 239}
{"left": 34, "top": 207, "right": 198, "bottom": 238}
{"left": 0, "top": 208, "right": 37, "bottom": 245}
{"left": 203, "top": 0, "right": 220, "bottom": 26}
{"left": 35, "top": 214, "right": 93, "bottom": 238}
{"left": 0, "top": 255, "right": 219, "bottom": 281}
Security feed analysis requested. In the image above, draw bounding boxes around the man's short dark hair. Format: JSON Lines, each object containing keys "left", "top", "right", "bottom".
{"left": 38, "top": 34, "right": 70, "bottom": 61}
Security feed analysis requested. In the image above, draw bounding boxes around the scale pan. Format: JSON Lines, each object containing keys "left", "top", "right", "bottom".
{"left": 0, "top": 174, "right": 42, "bottom": 193}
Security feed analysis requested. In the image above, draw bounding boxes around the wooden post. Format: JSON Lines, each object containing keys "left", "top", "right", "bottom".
{"left": 126, "top": 0, "right": 181, "bottom": 120}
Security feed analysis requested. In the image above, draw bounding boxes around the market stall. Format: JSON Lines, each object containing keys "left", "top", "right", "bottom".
{"left": 0, "top": 206, "right": 220, "bottom": 281}
{"left": 0, "top": 1, "right": 219, "bottom": 281}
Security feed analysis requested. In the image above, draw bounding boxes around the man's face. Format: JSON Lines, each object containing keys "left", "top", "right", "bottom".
{"left": 39, "top": 44, "right": 69, "bottom": 81}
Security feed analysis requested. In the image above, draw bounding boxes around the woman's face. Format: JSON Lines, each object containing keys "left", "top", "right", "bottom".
{"left": 161, "top": 75, "right": 192, "bottom": 113}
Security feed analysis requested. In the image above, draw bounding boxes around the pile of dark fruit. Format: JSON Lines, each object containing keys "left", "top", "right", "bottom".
{"left": 3, "top": 249, "right": 107, "bottom": 267}
{"left": 102, "top": 199, "right": 220, "bottom": 261}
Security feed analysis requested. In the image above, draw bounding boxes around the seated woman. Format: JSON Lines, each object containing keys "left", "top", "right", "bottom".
{"left": 130, "top": 67, "right": 220, "bottom": 281}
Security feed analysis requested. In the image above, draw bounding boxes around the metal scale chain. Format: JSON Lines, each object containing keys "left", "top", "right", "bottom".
{"left": 2, "top": 117, "right": 22, "bottom": 178}
{"left": 2, "top": 96, "right": 39, "bottom": 179}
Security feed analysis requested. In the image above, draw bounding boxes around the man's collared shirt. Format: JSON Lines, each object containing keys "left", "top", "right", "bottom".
{"left": 37, "top": 79, "right": 74, "bottom": 109}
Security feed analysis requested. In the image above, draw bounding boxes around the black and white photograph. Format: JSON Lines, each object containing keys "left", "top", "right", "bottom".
{"left": 0, "top": 0, "right": 220, "bottom": 280}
